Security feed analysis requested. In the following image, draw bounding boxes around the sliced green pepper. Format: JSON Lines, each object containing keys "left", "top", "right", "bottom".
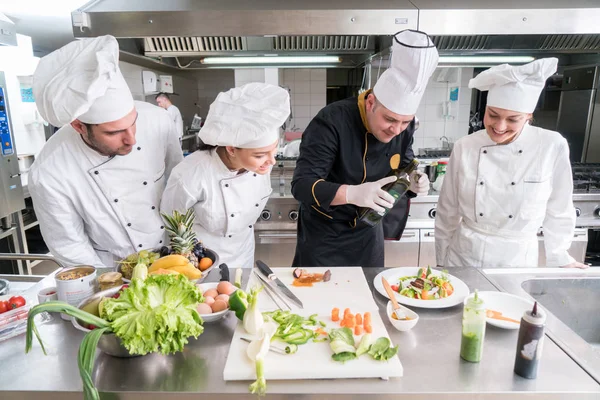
{"left": 229, "top": 290, "right": 248, "bottom": 320}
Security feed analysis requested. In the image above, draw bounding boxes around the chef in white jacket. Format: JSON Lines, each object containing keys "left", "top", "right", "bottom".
{"left": 29, "top": 36, "right": 183, "bottom": 271}
{"left": 435, "top": 58, "right": 586, "bottom": 268}
{"left": 161, "top": 83, "right": 290, "bottom": 269}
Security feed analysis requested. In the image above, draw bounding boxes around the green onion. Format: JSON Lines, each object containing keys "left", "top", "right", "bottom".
{"left": 78, "top": 327, "right": 110, "bottom": 400}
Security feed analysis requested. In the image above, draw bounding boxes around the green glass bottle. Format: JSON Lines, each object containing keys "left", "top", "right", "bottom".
{"left": 358, "top": 158, "right": 420, "bottom": 227}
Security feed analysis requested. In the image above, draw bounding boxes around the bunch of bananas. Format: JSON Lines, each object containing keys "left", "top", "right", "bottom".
{"left": 148, "top": 255, "right": 202, "bottom": 280}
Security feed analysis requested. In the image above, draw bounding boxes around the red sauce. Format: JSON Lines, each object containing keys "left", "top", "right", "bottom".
{"left": 292, "top": 273, "right": 324, "bottom": 287}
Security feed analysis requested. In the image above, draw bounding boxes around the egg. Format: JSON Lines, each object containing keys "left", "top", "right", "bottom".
{"left": 204, "top": 288, "right": 219, "bottom": 298}
{"left": 211, "top": 299, "right": 228, "bottom": 313}
{"left": 196, "top": 303, "right": 213, "bottom": 315}
{"left": 217, "top": 281, "right": 236, "bottom": 295}
{"left": 215, "top": 294, "right": 229, "bottom": 304}
{"left": 204, "top": 296, "right": 215, "bottom": 306}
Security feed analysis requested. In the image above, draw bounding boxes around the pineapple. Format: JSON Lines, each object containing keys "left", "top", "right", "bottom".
{"left": 161, "top": 209, "right": 199, "bottom": 268}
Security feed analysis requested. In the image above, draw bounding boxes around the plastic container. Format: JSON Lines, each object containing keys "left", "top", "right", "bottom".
{"left": 514, "top": 302, "right": 546, "bottom": 379}
{"left": 460, "top": 290, "right": 486, "bottom": 362}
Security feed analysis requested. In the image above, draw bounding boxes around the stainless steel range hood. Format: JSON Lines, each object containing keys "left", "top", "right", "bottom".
{"left": 72, "top": 0, "right": 600, "bottom": 69}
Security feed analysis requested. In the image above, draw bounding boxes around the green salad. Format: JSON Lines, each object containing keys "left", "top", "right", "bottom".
{"left": 396, "top": 266, "right": 454, "bottom": 300}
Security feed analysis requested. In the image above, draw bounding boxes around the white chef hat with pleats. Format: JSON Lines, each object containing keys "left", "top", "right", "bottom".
{"left": 199, "top": 82, "right": 290, "bottom": 148}
{"left": 33, "top": 35, "right": 134, "bottom": 127}
{"left": 468, "top": 58, "right": 558, "bottom": 113}
{"left": 373, "top": 30, "right": 439, "bottom": 115}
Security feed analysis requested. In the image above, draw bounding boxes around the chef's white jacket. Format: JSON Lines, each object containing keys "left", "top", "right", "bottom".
{"left": 29, "top": 101, "right": 183, "bottom": 269}
{"left": 435, "top": 124, "right": 576, "bottom": 267}
{"left": 160, "top": 149, "right": 272, "bottom": 268}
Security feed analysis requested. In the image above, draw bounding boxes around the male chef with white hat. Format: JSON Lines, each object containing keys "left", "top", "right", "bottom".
{"left": 161, "top": 82, "right": 290, "bottom": 268}
{"left": 291, "top": 30, "right": 437, "bottom": 268}
{"left": 435, "top": 57, "right": 587, "bottom": 268}
{"left": 29, "top": 35, "right": 183, "bottom": 271}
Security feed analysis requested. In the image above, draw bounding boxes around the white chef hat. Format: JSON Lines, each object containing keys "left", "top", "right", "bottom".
{"left": 468, "top": 58, "right": 558, "bottom": 114}
{"left": 373, "top": 30, "right": 439, "bottom": 115}
{"left": 199, "top": 82, "right": 290, "bottom": 148}
{"left": 33, "top": 35, "right": 134, "bottom": 127}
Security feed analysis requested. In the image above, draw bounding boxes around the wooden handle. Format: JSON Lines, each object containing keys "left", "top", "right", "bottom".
{"left": 382, "top": 277, "right": 400, "bottom": 309}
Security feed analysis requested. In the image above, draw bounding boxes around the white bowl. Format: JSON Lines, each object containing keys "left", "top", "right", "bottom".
{"left": 386, "top": 301, "right": 419, "bottom": 332}
{"left": 196, "top": 282, "right": 237, "bottom": 323}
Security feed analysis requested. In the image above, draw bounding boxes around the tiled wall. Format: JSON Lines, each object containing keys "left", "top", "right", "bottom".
{"left": 371, "top": 67, "right": 474, "bottom": 154}
{"left": 119, "top": 61, "right": 204, "bottom": 130}
{"left": 194, "top": 70, "right": 235, "bottom": 120}
{"left": 234, "top": 69, "right": 265, "bottom": 88}
{"left": 281, "top": 69, "right": 326, "bottom": 131}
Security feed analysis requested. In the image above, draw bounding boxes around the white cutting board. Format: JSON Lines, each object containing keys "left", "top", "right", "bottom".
{"left": 223, "top": 267, "right": 403, "bottom": 381}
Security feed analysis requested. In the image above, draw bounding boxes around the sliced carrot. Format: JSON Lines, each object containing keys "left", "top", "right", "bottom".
{"left": 343, "top": 308, "right": 351, "bottom": 319}
{"left": 355, "top": 313, "right": 363, "bottom": 325}
{"left": 364, "top": 323, "right": 372, "bottom": 334}
{"left": 354, "top": 325, "right": 363, "bottom": 336}
{"left": 316, "top": 327, "right": 328, "bottom": 336}
{"left": 331, "top": 307, "right": 340, "bottom": 322}
{"left": 363, "top": 312, "right": 371, "bottom": 324}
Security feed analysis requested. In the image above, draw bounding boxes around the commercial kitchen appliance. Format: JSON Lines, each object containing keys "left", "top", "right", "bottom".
{"left": 0, "top": 71, "right": 26, "bottom": 274}
{"left": 556, "top": 65, "right": 600, "bottom": 163}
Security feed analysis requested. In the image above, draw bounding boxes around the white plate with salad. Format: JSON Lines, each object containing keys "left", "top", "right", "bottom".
{"left": 373, "top": 267, "right": 470, "bottom": 309}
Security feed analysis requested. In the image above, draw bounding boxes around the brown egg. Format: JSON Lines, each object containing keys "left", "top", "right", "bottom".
{"left": 204, "top": 288, "right": 219, "bottom": 298}
{"left": 217, "top": 281, "right": 236, "bottom": 295}
{"left": 196, "top": 303, "right": 213, "bottom": 315}
{"left": 204, "top": 296, "right": 215, "bottom": 306}
{"left": 215, "top": 294, "right": 229, "bottom": 304}
{"left": 211, "top": 299, "right": 228, "bottom": 313}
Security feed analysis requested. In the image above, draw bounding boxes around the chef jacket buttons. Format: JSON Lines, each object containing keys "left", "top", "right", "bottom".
{"left": 228, "top": 235, "right": 232, "bottom": 238}
{"left": 479, "top": 181, "right": 484, "bottom": 185}
{"left": 518, "top": 150, "right": 523, "bottom": 154}
{"left": 509, "top": 215, "right": 514, "bottom": 218}
{"left": 511, "top": 182, "right": 516, "bottom": 185}
{"left": 137, "top": 147, "right": 141, "bottom": 151}
{"left": 159, "top": 240, "right": 163, "bottom": 244}
{"left": 231, "top": 214, "right": 234, "bottom": 217}
{"left": 483, "top": 150, "right": 487, "bottom": 154}
{"left": 255, "top": 203, "right": 259, "bottom": 207}
{"left": 152, "top": 206, "right": 156, "bottom": 210}
{"left": 225, "top": 184, "right": 229, "bottom": 187}
{"left": 127, "top": 223, "right": 131, "bottom": 227}
{"left": 249, "top": 225, "right": 252, "bottom": 228}
{"left": 161, "top": 225, "right": 164, "bottom": 229}
{"left": 114, "top": 199, "right": 118, "bottom": 203}
{"left": 366, "top": 156, "right": 370, "bottom": 161}
{"left": 94, "top": 171, "right": 99, "bottom": 175}
{"left": 138, "top": 244, "right": 143, "bottom": 248}
{"left": 479, "top": 213, "right": 484, "bottom": 216}
{"left": 143, "top": 181, "right": 147, "bottom": 185}
{"left": 253, "top": 173, "right": 257, "bottom": 177}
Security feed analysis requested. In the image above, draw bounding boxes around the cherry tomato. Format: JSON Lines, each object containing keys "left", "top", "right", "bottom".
{"left": 8, "top": 296, "right": 26, "bottom": 309}
{"left": 0, "top": 300, "right": 8, "bottom": 314}
{"left": 391, "top": 284, "right": 399, "bottom": 292}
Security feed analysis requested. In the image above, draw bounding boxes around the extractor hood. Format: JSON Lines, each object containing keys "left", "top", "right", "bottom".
{"left": 71, "top": 0, "right": 600, "bottom": 69}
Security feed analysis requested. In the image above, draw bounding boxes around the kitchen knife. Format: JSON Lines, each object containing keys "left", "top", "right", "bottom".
{"left": 255, "top": 260, "right": 303, "bottom": 309}
{"left": 219, "top": 263, "right": 230, "bottom": 282}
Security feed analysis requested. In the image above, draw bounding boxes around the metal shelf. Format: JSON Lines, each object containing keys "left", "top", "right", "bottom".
{"left": 23, "top": 220, "right": 39, "bottom": 231}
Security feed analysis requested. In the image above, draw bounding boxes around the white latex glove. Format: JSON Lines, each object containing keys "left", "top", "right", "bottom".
{"left": 346, "top": 176, "right": 397, "bottom": 213}
{"left": 409, "top": 170, "right": 429, "bottom": 196}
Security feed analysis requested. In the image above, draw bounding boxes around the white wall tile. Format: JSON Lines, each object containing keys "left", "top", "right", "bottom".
{"left": 414, "top": 124, "right": 426, "bottom": 137}
{"left": 295, "top": 93, "right": 311, "bottom": 106}
{"left": 235, "top": 69, "right": 251, "bottom": 81}
{"left": 423, "top": 136, "right": 441, "bottom": 148}
{"left": 458, "top": 106, "right": 471, "bottom": 123}
{"left": 310, "top": 69, "right": 326, "bottom": 80}
{"left": 294, "top": 105, "right": 311, "bottom": 118}
{"left": 295, "top": 69, "right": 310, "bottom": 80}
{"left": 295, "top": 81, "right": 311, "bottom": 94}
{"left": 310, "top": 80, "right": 326, "bottom": 95}
{"left": 425, "top": 104, "right": 443, "bottom": 122}
{"left": 283, "top": 69, "right": 295, "bottom": 81}
{"left": 310, "top": 105, "right": 324, "bottom": 117}
{"left": 412, "top": 136, "right": 424, "bottom": 152}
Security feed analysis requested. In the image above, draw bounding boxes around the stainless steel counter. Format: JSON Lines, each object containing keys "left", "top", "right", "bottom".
{"left": 0, "top": 268, "right": 598, "bottom": 399}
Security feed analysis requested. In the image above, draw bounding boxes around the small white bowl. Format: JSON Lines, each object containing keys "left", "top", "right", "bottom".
{"left": 386, "top": 301, "right": 419, "bottom": 332}
{"left": 196, "top": 282, "right": 237, "bottom": 323}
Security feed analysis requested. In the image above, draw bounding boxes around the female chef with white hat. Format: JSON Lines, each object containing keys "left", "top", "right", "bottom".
{"left": 435, "top": 58, "right": 586, "bottom": 268}
{"left": 160, "top": 82, "right": 290, "bottom": 268}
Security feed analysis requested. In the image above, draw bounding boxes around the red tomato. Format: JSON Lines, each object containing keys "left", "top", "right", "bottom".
{"left": 0, "top": 301, "right": 8, "bottom": 314}
{"left": 391, "top": 284, "right": 399, "bottom": 292}
{"left": 8, "top": 296, "right": 26, "bottom": 309}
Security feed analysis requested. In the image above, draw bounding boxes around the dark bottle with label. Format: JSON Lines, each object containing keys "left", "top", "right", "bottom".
{"left": 358, "top": 159, "right": 420, "bottom": 227}
{"left": 514, "top": 302, "right": 546, "bottom": 379}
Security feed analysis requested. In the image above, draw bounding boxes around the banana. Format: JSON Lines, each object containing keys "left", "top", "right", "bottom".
{"left": 167, "top": 263, "right": 202, "bottom": 280}
{"left": 149, "top": 268, "right": 181, "bottom": 276}
{"left": 149, "top": 254, "right": 189, "bottom": 272}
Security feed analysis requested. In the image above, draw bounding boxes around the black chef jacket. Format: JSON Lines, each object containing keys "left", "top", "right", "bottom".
{"left": 291, "top": 90, "right": 417, "bottom": 268}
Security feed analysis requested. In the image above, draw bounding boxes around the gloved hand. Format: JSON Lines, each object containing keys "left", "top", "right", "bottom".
{"left": 409, "top": 170, "right": 430, "bottom": 196}
{"left": 345, "top": 176, "right": 397, "bottom": 212}
{"left": 560, "top": 261, "right": 589, "bottom": 269}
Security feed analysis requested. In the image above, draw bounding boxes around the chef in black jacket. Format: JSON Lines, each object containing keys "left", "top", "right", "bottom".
{"left": 291, "top": 30, "right": 438, "bottom": 268}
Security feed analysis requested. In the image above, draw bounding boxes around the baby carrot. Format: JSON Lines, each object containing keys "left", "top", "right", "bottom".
{"left": 355, "top": 313, "right": 363, "bottom": 325}
{"left": 364, "top": 323, "right": 372, "bottom": 334}
{"left": 346, "top": 314, "right": 356, "bottom": 329}
{"left": 354, "top": 325, "right": 363, "bottom": 336}
{"left": 331, "top": 307, "right": 340, "bottom": 322}
{"left": 363, "top": 312, "right": 372, "bottom": 325}
{"left": 343, "top": 308, "right": 351, "bottom": 319}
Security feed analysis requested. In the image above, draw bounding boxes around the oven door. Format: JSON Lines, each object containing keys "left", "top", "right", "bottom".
{"left": 384, "top": 229, "right": 420, "bottom": 268}
{"left": 254, "top": 230, "right": 297, "bottom": 268}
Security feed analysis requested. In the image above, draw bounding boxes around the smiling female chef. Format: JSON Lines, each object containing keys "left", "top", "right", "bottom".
{"left": 160, "top": 83, "right": 290, "bottom": 268}
{"left": 435, "top": 58, "right": 586, "bottom": 268}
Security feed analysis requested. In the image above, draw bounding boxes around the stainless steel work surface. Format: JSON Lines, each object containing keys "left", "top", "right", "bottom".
{"left": 0, "top": 267, "right": 598, "bottom": 400}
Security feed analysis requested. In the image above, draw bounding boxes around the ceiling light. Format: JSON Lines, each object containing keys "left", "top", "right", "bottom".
{"left": 439, "top": 56, "right": 535, "bottom": 65}
{"left": 202, "top": 56, "right": 341, "bottom": 65}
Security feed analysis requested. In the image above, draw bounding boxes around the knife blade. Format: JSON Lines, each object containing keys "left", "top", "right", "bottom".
{"left": 255, "top": 260, "right": 304, "bottom": 309}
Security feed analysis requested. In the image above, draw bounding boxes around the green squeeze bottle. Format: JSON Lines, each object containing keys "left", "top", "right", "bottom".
{"left": 359, "top": 157, "right": 420, "bottom": 227}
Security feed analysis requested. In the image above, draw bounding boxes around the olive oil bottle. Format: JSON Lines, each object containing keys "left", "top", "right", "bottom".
{"left": 359, "top": 158, "right": 420, "bottom": 227}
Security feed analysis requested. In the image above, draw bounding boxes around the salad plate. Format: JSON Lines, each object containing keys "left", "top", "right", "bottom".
{"left": 373, "top": 267, "right": 470, "bottom": 309}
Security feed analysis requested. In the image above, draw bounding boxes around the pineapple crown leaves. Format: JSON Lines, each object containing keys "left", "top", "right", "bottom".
{"left": 161, "top": 209, "right": 198, "bottom": 253}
